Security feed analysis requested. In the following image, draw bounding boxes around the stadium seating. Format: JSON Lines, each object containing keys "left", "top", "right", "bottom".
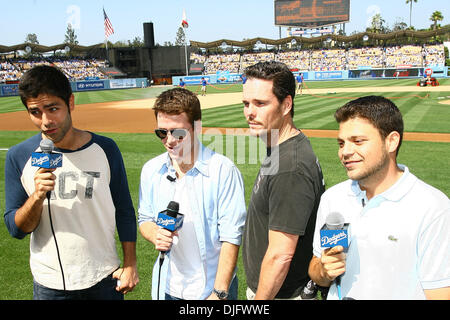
{"left": 0, "top": 58, "right": 108, "bottom": 83}
{"left": 1, "top": 44, "right": 445, "bottom": 83}
{"left": 190, "top": 44, "right": 445, "bottom": 75}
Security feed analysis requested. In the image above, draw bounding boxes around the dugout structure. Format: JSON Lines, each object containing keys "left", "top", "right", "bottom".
{"left": 274, "top": 0, "right": 350, "bottom": 28}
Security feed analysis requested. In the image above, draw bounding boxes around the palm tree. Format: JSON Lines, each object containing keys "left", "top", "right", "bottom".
{"left": 405, "top": 0, "right": 418, "bottom": 28}
{"left": 430, "top": 11, "right": 444, "bottom": 30}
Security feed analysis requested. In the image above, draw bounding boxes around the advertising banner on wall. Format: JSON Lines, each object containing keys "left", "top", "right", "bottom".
{"left": 1, "top": 84, "right": 19, "bottom": 96}
{"left": 216, "top": 71, "right": 242, "bottom": 83}
{"left": 76, "top": 81, "right": 105, "bottom": 91}
{"left": 110, "top": 78, "right": 137, "bottom": 89}
{"left": 315, "top": 71, "right": 343, "bottom": 80}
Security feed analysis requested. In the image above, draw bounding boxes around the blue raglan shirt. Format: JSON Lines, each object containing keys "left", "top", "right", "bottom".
{"left": 4, "top": 132, "right": 136, "bottom": 242}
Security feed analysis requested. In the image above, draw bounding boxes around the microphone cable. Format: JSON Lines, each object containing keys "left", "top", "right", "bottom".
{"left": 336, "top": 276, "right": 342, "bottom": 300}
{"left": 46, "top": 192, "right": 66, "bottom": 291}
{"left": 157, "top": 175, "right": 177, "bottom": 299}
{"left": 157, "top": 252, "right": 165, "bottom": 300}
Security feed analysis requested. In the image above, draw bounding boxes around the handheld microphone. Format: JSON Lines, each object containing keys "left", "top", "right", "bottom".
{"left": 320, "top": 212, "right": 349, "bottom": 249}
{"left": 155, "top": 201, "right": 184, "bottom": 300}
{"left": 156, "top": 201, "right": 184, "bottom": 259}
{"left": 31, "top": 139, "right": 63, "bottom": 169}
{"left": 40, "top": 138, "right": 54, "bottom": 154}
{"left": 32, "top": 139, "right": 66, "bottom": 290}
{"left": 320, "top": 212, "right": 349, "bottom": 300}
{"left": 156, "top": 201, "right": 184, "bottom": 233}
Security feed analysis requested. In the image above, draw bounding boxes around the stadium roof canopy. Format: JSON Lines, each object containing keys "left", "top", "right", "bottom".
{"left": 190, "top": 26, "right": 450, "bottom": 49}
{"left": 0, "top": 43, "right": 104, "bottom": 54}
{"left": 2, "top": 25, "right": 448, "bottom": 53}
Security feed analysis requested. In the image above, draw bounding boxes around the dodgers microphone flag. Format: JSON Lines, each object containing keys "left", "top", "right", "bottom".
{"left": 320, "top": 212, "right": 349, "bottom": 249}
{"left": 156, "top": 201, "right": 184, "bottom": 232}
{"left": 31, "top": 139, "right": 62, "bottom": 169}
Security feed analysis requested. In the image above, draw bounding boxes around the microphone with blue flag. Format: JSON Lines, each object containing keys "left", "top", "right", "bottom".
{"left": 156, "top": 201, "right": 184, "bottom": 233}
{"left": 320, "top": 212, "right": 349, "bottom": 249}
{"left": 31, "top": 139, "right": 63, "bottom": 169}
{"left": 320, "top": 212, "right": 350, "bottom": 300}
{"left": 155, "top": 201, "right": 184, "bottom": 299}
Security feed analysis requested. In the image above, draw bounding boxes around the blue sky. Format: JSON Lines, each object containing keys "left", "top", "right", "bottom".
{"left": 1, "top": 0, "right": 448, "bottom": 46}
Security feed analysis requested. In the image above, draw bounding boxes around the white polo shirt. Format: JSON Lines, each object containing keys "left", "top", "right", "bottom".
{"left": 313, "top": 165, "right": 450, "bottom": 300}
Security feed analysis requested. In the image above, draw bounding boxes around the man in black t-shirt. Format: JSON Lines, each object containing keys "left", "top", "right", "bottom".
{"left": 242, "top": 61, "right": 325, "bottom": 300}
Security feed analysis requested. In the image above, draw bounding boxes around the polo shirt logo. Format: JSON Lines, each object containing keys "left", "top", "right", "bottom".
{"left": 388, "top": 235, "right": 398, "bottom": 242}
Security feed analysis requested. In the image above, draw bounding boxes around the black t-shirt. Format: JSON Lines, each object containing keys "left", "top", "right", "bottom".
{"left": 243, "top": 132, "right": 325, "bottom": 298}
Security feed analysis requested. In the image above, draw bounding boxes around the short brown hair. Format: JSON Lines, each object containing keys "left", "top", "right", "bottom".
{"left": 19, "top": 65, "right": 72, "bottom": 110}
{"left": 153, "top": 88, "right": 201, "bottom": 125}
{"left": 244, "top": 61, "right": 296, "bottom": 117}
{"left": 335, "top": 95, "right": 404, "bottom": 155}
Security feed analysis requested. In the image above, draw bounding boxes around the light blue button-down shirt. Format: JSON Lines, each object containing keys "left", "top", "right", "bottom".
{"left": 138, "top": 141, "right": 247, "bottom": 299}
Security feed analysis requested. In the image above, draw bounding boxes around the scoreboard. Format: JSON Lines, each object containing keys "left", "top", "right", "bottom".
{"left": 275, "top": 0, "right": 350, "bottom": 27}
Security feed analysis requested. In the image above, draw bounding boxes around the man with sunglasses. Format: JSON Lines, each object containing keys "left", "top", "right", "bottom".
{"left": 138, "top": 88, "right": 246, "bottom": 300}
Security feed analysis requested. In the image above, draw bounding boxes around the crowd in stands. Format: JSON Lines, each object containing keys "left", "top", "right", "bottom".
{"left": 0, "top": 61, "right": 21, "bottom": 82}
{"left": 194, "top": 44, "right": 446, "bottom": 74}
{"left": 311, "top": 49, "right": 347, "bottom": 71}
{"left": 347, "top": 47, "right": 384, "bottom": 69}
{"left": 0, "top": 58, "right": 107, "bottom": 83}
{"left": 385, "top": 45, "right": 423, "bottom": 67}
{"left": 1, "top": 44, "right": 446, "bottom": 83}
{"left": 422, "top": 44, "right": 446, "bottom": 67}
{"left": 204, "top": 53, "right": 240, "bottom": 74}
{"left": 276, "top": 50, "right": 310, "bottom": 70}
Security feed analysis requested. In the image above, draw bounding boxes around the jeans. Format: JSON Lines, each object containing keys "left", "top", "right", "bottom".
{"left": 33, "top": 274, "right": 123, "bottom": 300}
{"left": 165, "top": 275, "right": 238, "bottom": 300}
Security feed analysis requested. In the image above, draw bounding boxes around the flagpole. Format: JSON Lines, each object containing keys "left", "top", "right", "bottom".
{"left": 184, "top": 28, "right": 189, "bottom": 76}
{"left": 105, "top": 38, "right": 109, "bottom": 64}
{"left": 182, "top": 9, "right": 189, "bottom": 76}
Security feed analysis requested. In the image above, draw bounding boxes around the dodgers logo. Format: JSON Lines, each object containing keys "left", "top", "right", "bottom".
{"left": 321, "top": 231, "right": 348, "bottom": 247}
{"left": 50, "top": 154, "right": 63, "bottom": 167}
{"left": 157, "top": 217, "right": 175, "bottom": 227}
{"left": 31, "top": 155, "right": 49, "bottom": 166}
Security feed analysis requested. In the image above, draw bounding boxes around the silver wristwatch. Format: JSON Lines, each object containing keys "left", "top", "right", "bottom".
{"left": 213, "top": 288, "right": 229, "bottom": 300}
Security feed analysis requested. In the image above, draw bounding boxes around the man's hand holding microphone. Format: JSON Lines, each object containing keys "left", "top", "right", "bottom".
{"left": 33, "top": 167, "right": 56, "bottom": 200}
{"left": 309, "top": 212, "right": 349, "bottom": 299}
{"left": 155, "top": 201, "right": 184, "bottom": 260}
{"left": 155, "top": 228, "right": 179, "bottom": 253}
{"left": 32, "top": 139, "right": 60, "bottom": 201}
{"left": 318, "top": 245, "right": 346, "bottom": 284}
{"left": 15, "top": 139, "right": 60, "bottom": 234}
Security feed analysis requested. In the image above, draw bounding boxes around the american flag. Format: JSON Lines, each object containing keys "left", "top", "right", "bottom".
{"left": 103, "top": 8, "right": 114, "bottom": 38}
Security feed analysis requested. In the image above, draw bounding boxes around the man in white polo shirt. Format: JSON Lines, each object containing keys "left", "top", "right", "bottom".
{"left": 308, "top": 95, "right": 449, "bottom": 300}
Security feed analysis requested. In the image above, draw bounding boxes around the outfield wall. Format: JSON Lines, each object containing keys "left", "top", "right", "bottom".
{"left": 0, "top": 78, "right": 148, "bottom": 97}
{"left": 172, "top": 66, "right": 449, "bottom": 85}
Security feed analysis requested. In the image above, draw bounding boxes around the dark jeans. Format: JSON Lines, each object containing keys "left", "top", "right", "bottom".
{"left": 165, "top": 275, "right": 238, "bottom": 300}
{"left": 33, "top": 274, "right": 123, "bottom": 300}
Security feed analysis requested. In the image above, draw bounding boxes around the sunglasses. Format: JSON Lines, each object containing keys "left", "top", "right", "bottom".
{"left": 154, "top": 128, "right": 189, "bottom": 140}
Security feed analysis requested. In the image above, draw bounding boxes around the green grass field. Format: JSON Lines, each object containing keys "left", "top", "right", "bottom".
{"left": 0, "top": 78, "right": 449, "bottom": 299}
